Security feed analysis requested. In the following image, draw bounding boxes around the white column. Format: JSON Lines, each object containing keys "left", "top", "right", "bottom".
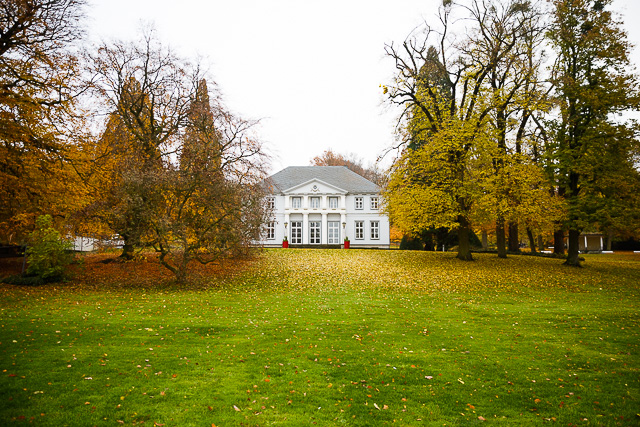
{"left": 341, "top": 213, "right": 347, "bottom": 241}
{"left": 584, "top": 235, "right": 587, "bottom": 251}
{"left": 321, "top": 213, "right": 328, "bottom": 244}
{"left": 341, "top": 195, "right": 346, "bottom": 210}
{"left": 600, "top": 236, "right": 603, "bottom": 251}
{"left": 303, "top": 213, "right": 309, "bottom": 245}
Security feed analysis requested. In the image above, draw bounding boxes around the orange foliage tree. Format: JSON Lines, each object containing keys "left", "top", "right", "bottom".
{"left": 0, "top": 0, "right": 87, "bottom": 242}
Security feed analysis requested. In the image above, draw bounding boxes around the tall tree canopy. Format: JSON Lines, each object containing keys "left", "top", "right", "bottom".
{"left": 0, "top": 0, "right": 86, "bottom": 242}
{"left": 384, "top": 0, "right": 549, "bottom": 260}
{"left": 80, "top": 31, "right": 270, "bottom": 280}
{"left": 547, "top": 0, "right": 640, "bottom": 265}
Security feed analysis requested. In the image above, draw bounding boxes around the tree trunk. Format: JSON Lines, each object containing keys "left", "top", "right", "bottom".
{"left": 481, "top": 229, "right": 488, "bottom": 251}
{"left": 120, "top": 235, "right": 135, "bottom": 260}
{"left": 537, "top": 234, "right": 544, "bottom": 252}
{"left": 527, "top": 227, "right": 537, "bottom": 254}
{"left": 564, "top": 228, "right": 582, "bottom": 266}
{"left": 456, "top": 216, "right": 473, "bottom": 261}
{"left": 508, "top": 222, "right": 520, "bottom": 252}
{"left": 553, "top": 228, "right": 565, "bottom": 255}
{"left": 496, "top": 215, "right": 507, "bottom": 258}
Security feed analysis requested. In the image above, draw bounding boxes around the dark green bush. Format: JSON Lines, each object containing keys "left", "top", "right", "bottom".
{"left": 25, "top": 215, "right": 73, "bottom": 282}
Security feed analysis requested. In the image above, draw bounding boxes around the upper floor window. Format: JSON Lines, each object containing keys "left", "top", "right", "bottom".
{"left": 329, "top": 197, "right": 338, "bottom": 209}
{"left": 370, "top": 197, "right": 379, "bottom": 210}
{"left": 266, "top": 197, "right": 275, "bottom": 210}
{"left": 310, "top": 196, "right": 320, "bottom": 209}
{"left": 291, "top": 196, "right": 301, "bottom": 209}
{"left": 355, "top": 197, "right": 363, "bottom": 210}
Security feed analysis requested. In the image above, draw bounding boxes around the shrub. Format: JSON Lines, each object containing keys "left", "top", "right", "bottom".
{"left": 25, "top": 215, "right": 73, "bottom": 282}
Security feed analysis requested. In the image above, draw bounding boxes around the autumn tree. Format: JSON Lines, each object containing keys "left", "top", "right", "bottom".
{"left": 153, "top": 79, "right": 270, "bottom": 282}
{"left": 547, "top": 0, "right": 640, "bottom": 266}
{"left": 0, "top": 0, "right": 87, "bottom": 242}
{"left": 81, "top": 31, "right": 270, "bottom": 280}
{"left": 82, "top": 30, "right": 194, "bottom": 259}
{"left": 310, "top": 149, "right": 383, "bottom": 185}
{"left": 471, "top": 0, "right": 552, "bottom": 257}
{"left": 384, "top": 0, "right": 537, "bottom": 261}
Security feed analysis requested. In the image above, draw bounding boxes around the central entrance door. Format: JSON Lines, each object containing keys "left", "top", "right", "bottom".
{"left": 309, "top": 221, "right": 321, "bottom": 244}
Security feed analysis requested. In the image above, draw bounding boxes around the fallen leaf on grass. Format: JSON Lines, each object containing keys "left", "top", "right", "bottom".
{"left": 233, "top": 405, "right": 241, "bottom": 412}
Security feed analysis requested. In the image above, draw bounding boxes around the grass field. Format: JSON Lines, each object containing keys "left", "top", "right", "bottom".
{"left": 1, "top": 249, "right": 639, "bottom": 426}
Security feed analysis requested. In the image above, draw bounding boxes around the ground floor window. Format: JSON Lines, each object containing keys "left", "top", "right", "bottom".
{"left": 291, "top": 221, "right": 302, "bottom": 244}
{"left": 355, "top": 221, "right": 364, "bottom": 240}
{"left": 266, "top": 221, "right": 275, "bottom": 240}
{"left": 370, "top": 221, "right": 379, "bottom": 240}
{"left": 309, "top": 221, "right": 321, "bottom": 244}
{"left": 328, "top": 221, "right": 340, "bottom": 244}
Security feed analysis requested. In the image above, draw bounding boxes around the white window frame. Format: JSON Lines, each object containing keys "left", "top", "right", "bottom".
{"left": 266, "top": 197, "right": 275, "bottom": 210}
{"left": 370, "top": 197, "right": 379, "bottom": 210}
{"left": 355, "top": 220, "right": 364, "bottom": 240}
{"left": 310, "top": 196, "right": 320, "bottom": 209}
{"left": 328, "top": 221, "right": 340, "bottom": 244}
{"left": 309, "top": 221, "right": 321, "bottom": 244}
{"left": 266, "top": 221, "right": 275, "bottom": 240}
{"left": 355, "top": 197, "right": 363, "bottom": 210}
{"left": 329, "top": 197, "right": 338, "bottom": 209}
{"left": 291, "top": 221, "right": 302, "bottom": 244}
{"left": 291, "top": 196, "right": 302, "bottom": 209}
{"left": 370, "top": 221, "right": 379, "bottom": 240}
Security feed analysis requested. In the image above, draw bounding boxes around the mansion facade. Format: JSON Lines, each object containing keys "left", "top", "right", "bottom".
{"left": 260, "top": 166, "right": 390, "bottom": 248}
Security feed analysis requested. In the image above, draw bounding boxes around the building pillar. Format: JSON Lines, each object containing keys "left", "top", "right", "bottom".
{"left": 303, "top": 213, "right": 309, "bottom": 245}
{"left": 321, "top": 213, "right": 328, "bottom": 244}
{"left": 584, "top": 235, "right": 588, "bottom": 251}
{"left": 600, "top": 236, "right": 603, "bottom": 251}
{"left": 341, "top": 213, "right": 347, "bottom": 241}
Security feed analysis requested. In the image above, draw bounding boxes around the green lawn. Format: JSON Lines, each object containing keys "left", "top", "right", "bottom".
{"left": 1, "top": 250, "right": 638, "bottom": 426}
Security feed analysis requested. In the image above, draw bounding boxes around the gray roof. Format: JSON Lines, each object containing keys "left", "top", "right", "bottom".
{"left": 265, "top": 166, "right": 379, "bottom": 194}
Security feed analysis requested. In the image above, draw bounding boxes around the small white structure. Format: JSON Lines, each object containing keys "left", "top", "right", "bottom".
{"left": 566, "top": 232, "right": 605, "bottom": 253}
{"left": 259, "top": 166, "right": 390, "bottom": 248}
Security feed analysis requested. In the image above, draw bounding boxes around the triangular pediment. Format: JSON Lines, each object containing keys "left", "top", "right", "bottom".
{"left": 283, "top": 179, "right": 347, "bottom": 195}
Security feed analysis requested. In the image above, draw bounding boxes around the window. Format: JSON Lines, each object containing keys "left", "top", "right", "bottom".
{"left": 329, "top": 197, "right": 338, "bottom": 209}
{"left": 328, "top": 221, "right": 340, "bottom": 244}
{"left": 266, "top": 221, "right": 275, "bottom": 240}
{"left": 355, "top": 197, "right": 363, "bottom": 210}
{"left": 355, "top": 221, "right": 364, "bottom": 240}
{"left": 370, "top": 221, "right": 379, "bottom": 240}
{"left": 291, "top": 221, "right": 302, "bottom": 244}
{"left": 291, "top": 197, "right": 301, "bottom": 209}
{"left": 310, "top": 197, "right": 320, "bottom": 209}
{"left": 266, "top": 197, "right": 275, "bottom": 210}
{"left": 370, "top": 197, "right": 379, "bottom": 210}
{"left": 309, "top": 221, "right": 321, "bottom": 244}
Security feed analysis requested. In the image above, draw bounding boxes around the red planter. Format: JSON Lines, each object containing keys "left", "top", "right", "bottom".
{"left": 344, "top": 240, "right": 350, "bottom": 249}
{"left": 282, "top": 240, "right": 289, "bottom": 248}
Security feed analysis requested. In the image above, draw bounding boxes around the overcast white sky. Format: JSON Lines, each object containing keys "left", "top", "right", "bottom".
{"left": 87, "top": 0, "right": 640, "bottom": 174}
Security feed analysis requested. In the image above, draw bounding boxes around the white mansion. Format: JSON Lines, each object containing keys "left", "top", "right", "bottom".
{"left": 260, "top": 166, "right": 390, "bottom": 248}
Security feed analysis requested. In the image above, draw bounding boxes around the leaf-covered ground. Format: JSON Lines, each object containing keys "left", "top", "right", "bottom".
{"left": 1, "top": 250, "right": 638, "bottom": 425}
